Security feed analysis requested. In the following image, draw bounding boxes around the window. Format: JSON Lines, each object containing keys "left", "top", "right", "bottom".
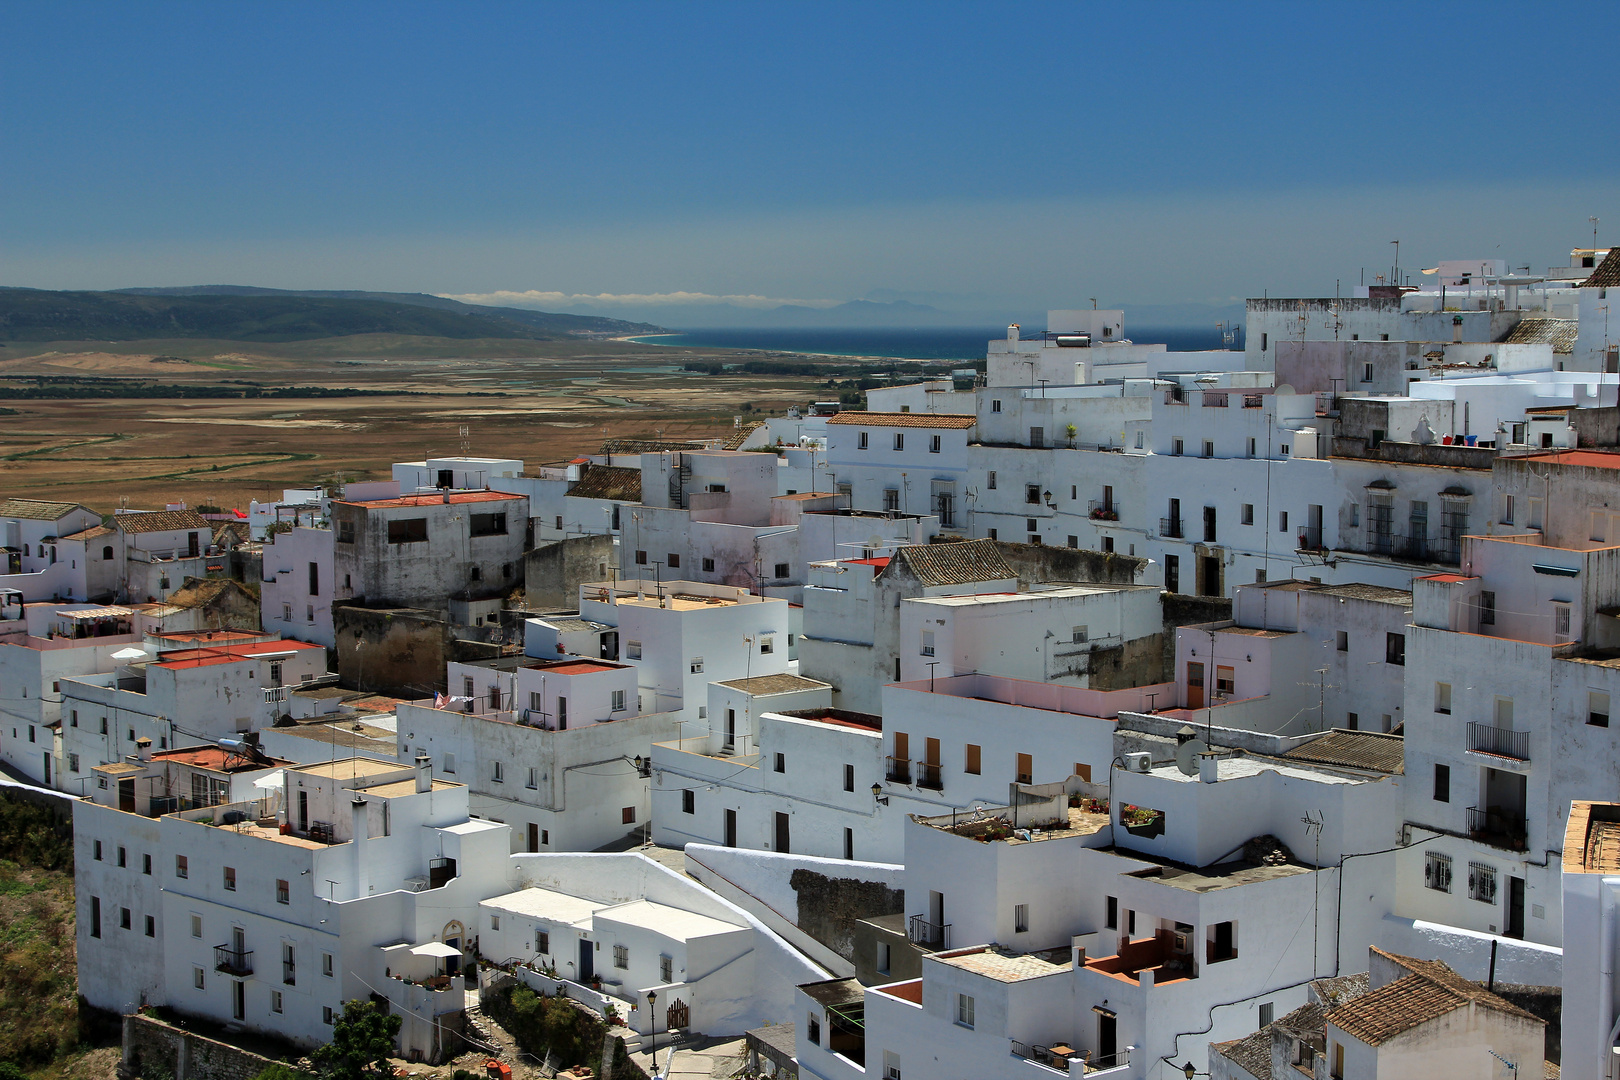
{"left": 444, "top": 752, "right": 456, "bottom": 774}
{"left": 1208, "top": 920, "right": 1237, "bottom": 962}
{"left": 775, "top": 752, "right": 786, "bottom": 773}
{"left": 1278, "top": 511, "right": 1289, "bottom": 533}
{"left": 1215, "top": 666, "right": 1235, "bottom": 697}
{"left": 1347, "top": 712, "right": 1359, "bottom": 730}
{"left": 844, "top": 827, "right": 854, "bottom": 859}
{"left": 893, "top": 433, "right": 904, "bottom": 451}
{"left": 1425, "top": 852, "right": 1453, "bottom": 893}
{"left": 1172, "top": 438, "right": 1184, "bottom": 457}
{"left": 271, "top": 991, "right": 283, "bottom": 1014}
{"left": 1385, "top": 632, "right": 1405, "bottom": 666}
{"left": 193, "top": 967, "right": 205, "bottom": 990}
{"left": 627, "top": 640, "right": 642, "bottom": 660}
{"left": 1014, "top": 904, "right": 1029, "bottom": 933}
{"left": 1241, "top": 504, "right": 1253, "bottom": 526}
{"left": 1435, "top": 682, "right": 1452, "bottom": 715}
{"left": 1016, "top": 752, "right": 1033, "bottom": 785}
{"left": 965, "top": 744, "right": 980, "bottom": 774}
{"left": 1555, "top": 604, "right": 1572, "bottom": 639}
{"left": 493, "top": 761, "right": 504, "bottom": 783}
{"left": 1335, "top": 630, "right": 1348, "bottom": 652}
{"left": 844, "top": 764, "right": 855, "bottom": 792}
{"left": 322, "top": 952, "right": 334, "bottom": 977}
{"left": 858, "top": 431, "right": 869, "bottom": 449}
{"left": 760, "top": 636, "right": 774, "bottom": 654}
{"left": 1165, "top": 554, "right": 1179, "bottom": 594}
{"left": 699, "top": 556, "right": 715, "bottom": 574}
{"left": 1469, "top": 862, "right": 1498, "bottom": 904}
{"left": 988, "top": 528, "right": 997, "bottom": 540}
{"left": 490, "top": 915, "right": 500, "bottom": 931}
{"left": 613, "top": 944, "right": 629, "bottom": 969}
{"left": 224, "top": 867, "right": 236, "bottom": 891}
{"left": 1501, "top": 495, "right": 1515, "bottom": 525}
{"left": 1259, "top": 1002, "right": 1274, "bottom": 1028}
{"left": 1203, "top": 505, "right": 1217, "bottom": 542}
{"left": 281, "top": 603, "right": 293, "bottom": 622}
{"left": 142, "top": 852, "right": 151, "bottom": 875}
{"left": 991, "top": 399, "right": 1002, "bottom": 413}
{"left": 386, "top": 518, "right": 428, "bottom": 543}
{"left": 1105, "top": 896, "right": 1118, "bottom": 930}
{"left": 611, "top": 689, "right": 626, "bottom": 712}
{"left": 1480, "top": 591, "right": 1496, "bottom": 625}
{"left": 661, "top": 954, "right": 673, "bottom": 983}
{"left": 277, "top": 878, "right": 290, "bottom": 904}
{"left": 1067, "top": 535, "right": 1078, "bottom": 548}
{"left": 921, "top": 630, "right": 935, "bottom": 656}
{"left": 536, "top": 931, "right": 550, "bottom": 954}
{"left": 283, "top": 942, "right": 296, "bottom": 985}
{"left": 987, "top": 470, "right": 997, "bottom": 490}
{"left": 883, "top": 488, "right": 900, "bottom": 511}
{"left": 120, "top": 907, "right": 131, "bottom": 930}
{"left": 956, "top": 993, "right": 975, "bottom": 1029}
{"left": 93, "top": 840, "right": 103, "bottom": 862}
{"left": 307, "top": 604, "right": 315, "bottom": 622}
{"left": 191, "top": 914, "right": 203, "bottom": 939}
{"left": 1202, "top": 440, "right": 1214, "bottom": 459}
{"left": 1433, "top": 763, "right": 1450, "bottom": 803}
{"left": 1026, "top": 484, "right": 1041, "bottom": 505}
{"left": 469, "top": 512, "right": 507, "bottom": 536}
{"left": 682, "top": 789, "right": 695, "bottom": 814}
{"left": 929, "top": 435, "right": 941, "bottom": 454}
{"left": 1591, "top": 691, "right": 1611, "bottom": 728}
{"left": 621, "top": 806, "right": 636, "bottom": 825}
{"left": 690, "top": 657, "right": 704, "bottom": 674}
{"left": 667, "top": 553, "right": 680, "bottom": 569}
{"left": 323, "top": 1007, "right": 334, "bottom": 1026}
{"left": 807, "top": 1015, "right": 821, "bottom": 1046}
{"left": 337, "top": 520, "right": 355, "bottom": 544}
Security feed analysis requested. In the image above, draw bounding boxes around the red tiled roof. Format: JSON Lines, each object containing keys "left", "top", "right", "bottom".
{"left": 1419, "top": 573, "right": 1474, "bottom": 583}
{"left": 825, "top": 411, "right": 977, "bottom": 429}
{"left": 531, "top": 660, "right": 619, "bottom": 676}
{"left": 335, "top": 491, "right": 521, "bottom": 508}
{"left": 845, "top": 557, "right": 891, "bottom": 568}
{"left": 1520, "top": 450, "right": 1620, "bottom": 470}
{"left": 155, "top": 639, "right": 321, "bottom": 668}
{"left": 150, "top": 745, "right": 292, "bottom": 772}
{"left": 114, "top": 509, "right": 211, "bottom": 533}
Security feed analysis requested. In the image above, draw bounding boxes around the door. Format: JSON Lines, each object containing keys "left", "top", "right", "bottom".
{"left": 437, "top": 469, "right": 454, "bottom": 489}
{"left": 1186, "top": 662, "right": 1205, "bottom": 710}
{"left": 1200, "top": 555, "right": 1221, "bottom": 597}
{"left": 1507, "top": 877, "right": 1525, "bottom": 939}
{"left": 774, "top": 812, "right": 790, "bottom": 854}
{"left": 578, "top": 938, "right": 594, "bottom": 982}
{"left": 119, "top": 778, "right": 135, "bottom": 813}
{"left": 1098, "top": 1012, "right": 1117, "bottom": 1067}
{"left": 42, "top": 752, "right": 51, "bottom": 787}
{"left": 298, "top": 790, "right": 309, "bottom": 832}
{"left": 600, "top": 631, "right": 618, "bottom": 661}
{"left": 527, "top": 823, "right": 540, "bottom": 853}
{"left": 724, "top": 808, "right": 737, "bottom": 848}
{"left": 724, "top": 709, "right": 735, "bottom": 749}
{"left": 928, "top": 890, "right": 944, "bottom": 932}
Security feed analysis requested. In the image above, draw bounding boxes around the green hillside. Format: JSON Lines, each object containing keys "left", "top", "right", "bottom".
{"left": 0, "top": 287, "right": 661, "bottom": 343}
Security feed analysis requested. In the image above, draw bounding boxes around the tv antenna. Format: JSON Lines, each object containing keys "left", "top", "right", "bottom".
{"left": 458, "top": 424, "right": 470, "bottom": 457}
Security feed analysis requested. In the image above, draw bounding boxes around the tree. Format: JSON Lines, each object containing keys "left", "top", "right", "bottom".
{"left": 310, "top": 1001, "right": 402, "bottom": 1080}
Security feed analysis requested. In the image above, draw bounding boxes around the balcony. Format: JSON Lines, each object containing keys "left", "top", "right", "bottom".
{"left": 1088, "top": 501, "right": 1119, "bottom": 522}
{"left": 215, "top": 945, "right": 253, "bottom": 976}
{"left": 908, "top": 915, "right": 950, "bottom": 950}
{"left": 1159, "top": 518, "right": 1183, "bottom": 539}
{"left": 263, "top": 686, "right": 288, "bottom": 704}
{"left": 1010, "top": 1042, "right": 1132, "bottom": 1076}
{"left": 916, "top": 762, "right": 943, "bottom": 791}
{"left": 1295, "top": 527, "right": 1325, "bottom": 553}
{"left": 1467, "top": 805, "right": 1528, "bottom": 851}
{"left": 1466, "top": 722, "right": 1530, "bottom": 762}
{"left": 886, "top": 756, "right": 912, "bottom": 784}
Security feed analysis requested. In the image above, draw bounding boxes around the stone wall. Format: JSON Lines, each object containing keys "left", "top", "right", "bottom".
{"left": 120, "top": 1013, "right": 302, "bottom": 1080}
{"left": 333, "top": 604, "right": 452, "bottom": 697}
{"left": 789, "top": 868, "right": 904, "bottom": 962}
{"left": 993, "top": 541, "right": 1147, "bottom": 586}
{"left": 523, "top": 534, "right": 615, "bottom": 611}
{"left": 1160, "top": 593, "right": 1232, "bottom": 674}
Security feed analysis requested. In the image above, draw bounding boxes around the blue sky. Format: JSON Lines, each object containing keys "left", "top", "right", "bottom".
{"left": 3, "top": 1, "right": 1616, "bottom": 321}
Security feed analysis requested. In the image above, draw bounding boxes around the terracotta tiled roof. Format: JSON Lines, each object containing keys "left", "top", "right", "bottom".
{"left": 0, "top": 498, "right": 92, "bottom": 521}
{"left": 721, "top": 420, "right": 767, "bottom": 450}
{"left": 717, "top": 673, "right": 830, "bottom": 696}
{"left": 1579, "top": 247, "right": 1620, "bottom": 288}
{"left": 889, "top": 539, "right": 1013, "bottom": 586}
{"left": 824, "top": 411, "right": 977, "bottom": 429}
{"left": 567, "top": 464, "right": 642, "bottom": 502}
{"left": 1283, "top": 730, "right": 1404, "bottom": 775}
{"left": 1313, "top": 583, "right": 1412, "bottom": 606}
{"left": 61, "top": 524, "right": 115, "bottom": 542}
{"left": 1325, "top": 951, "right": 1540, "bottom": 1046}
{"left": 1209, "top": 1030, "right": 1272, "bottom": 1080}
{"left": 1503, "top": 318, "right": 1577, "bottom": 354}
{"left": 115, "top": 509, "right": 212, "bottom": 533}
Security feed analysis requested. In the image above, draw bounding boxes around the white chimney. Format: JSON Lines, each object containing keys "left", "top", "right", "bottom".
{"left": 415, "top": 754, "right": 432, "bottom": 793}
{"left": 1008, "top": 323, "right": 1020, "bottom": 343}
{"left": 1199, "top": 753, "right": 1219, "bottom": 784}
{"left": 135, "top": 736, "right": 153, "bottom": 762}
{"left": 351, "top": 798, "right": 370, "bottom": 898}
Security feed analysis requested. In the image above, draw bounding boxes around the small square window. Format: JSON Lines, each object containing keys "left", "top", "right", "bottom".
{"left": 1425, "top": 852, "right": 1453, "bottom": 893}
{"left": 224, "top": 867, "right": 236, "bottom": 891}
{"left": 323, "top": 1006, "right": 334, "bottom": 1025}
{"left": 621, "top": 806, "right": 636, "bottom": 825}
{"left": 613, "top": 944, "right": 629, "bottom": 969}
{"left": 322, "top": 952, "right": 334, "bottom": 977}
{"left": 277, "top": 878, "right": 290, "bottom": 904}
{"left": 689, "top": 657, "right": 704, "bottom": 674}
{"left": 191, "top": 914, "right": 203, "bottom": 939}
{"left": 682, "top": 789, "right": 695, "bottom": 814}
{"left": 536, "top": 930, "right": 550, "bottom": 954}
{"left": 1591, "top": 691, "right": 1611, "bottom": 728}
{"left": 956, "top": 993, "right": 975, "bottom": 1029}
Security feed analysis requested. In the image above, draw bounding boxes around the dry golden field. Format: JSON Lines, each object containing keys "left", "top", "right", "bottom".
{"left": 0, "top": 336, "right": 832, "bottom": 513}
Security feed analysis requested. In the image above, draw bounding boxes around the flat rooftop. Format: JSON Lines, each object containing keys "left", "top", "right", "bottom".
{"left": 718, "top": 673, "right": 830, "bottom": 696}
{"left": 483, "top": 887, "right": 607, "bottom": 928}
{"left": 1120, "top": 849, "right": 1315, "bottom": 892}
{"left": 335, "top": 491, "right": 522, "bottom": 508}
{"left": 933, "top": 946, "right": 1072, "bottom": 983}
{"left": 616, "top": 592, "right": 741, "bottom": 611}
{"left": 923, "top": 805, "right": 1109, "bottom": 844}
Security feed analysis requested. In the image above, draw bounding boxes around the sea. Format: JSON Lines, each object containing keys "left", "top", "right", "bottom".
{"left": 629, "top": 326, "right": 1242, "bottom": 362}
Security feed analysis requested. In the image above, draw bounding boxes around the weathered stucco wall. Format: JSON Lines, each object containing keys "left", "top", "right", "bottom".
{"left": 121, "top": 1013, "right": 299, "bottom": 1080}
{"left": 789, "top": 867, "right": 904, "bottom": 961}
{"left": 333, "top": 604, "right": 452, "bottom": 697}
{"left": 523, "top": 533, "right": 615, "bottom": 611}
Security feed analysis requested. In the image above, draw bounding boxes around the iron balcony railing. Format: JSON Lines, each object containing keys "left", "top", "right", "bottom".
{"left": 1159, "top": 517, "right": 1183, "bottom": 539}
{"left": 917, "top": 762, "right": 943, "bottom": 791}
{"left": 1088, "top": 501, "right": 1120, "bottom": 521}
{"left": 1296, "top": 526, "right": 1325, "bottom": 552}
{"left": 1466, "top": 722, "right": 1530, "bottom": 761}
{"left": 908, "top": 915, "right": 950, "bottom": 950}
{"left": 215, "top": 945, "right": 253, "bottom": 976}
{"left": 886, "top": 756, "right": 912, "bottom": 784}
{"left": 1467, "top": 805, "right": 1528, "bottom": 851}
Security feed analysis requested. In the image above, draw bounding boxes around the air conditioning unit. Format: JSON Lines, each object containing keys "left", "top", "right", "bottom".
{"left": 1124, "top": 752, "right": 1152, "bottom": 773}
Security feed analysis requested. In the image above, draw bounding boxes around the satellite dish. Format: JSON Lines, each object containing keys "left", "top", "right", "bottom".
{"left": 1175, "top": 739, "right": 1209, "bottom": 776}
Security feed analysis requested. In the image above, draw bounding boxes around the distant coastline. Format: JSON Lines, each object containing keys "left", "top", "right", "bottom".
{"left": 627, "top": 325, "right": 1241, "bottom": 362}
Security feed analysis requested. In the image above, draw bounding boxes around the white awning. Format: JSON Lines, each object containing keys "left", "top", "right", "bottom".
{"left": 252, "top": 770, "right": 285, "bottom": 791}
{"left": 411, "top": 941, "right": 462, "bottom": 958}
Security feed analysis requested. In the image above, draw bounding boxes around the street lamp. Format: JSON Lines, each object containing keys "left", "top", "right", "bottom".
{"left": 647, "top": 990, "right": 659, "bottom": 1077}
{"left": 871, "top": 782, "right": 889, "bottom": 806}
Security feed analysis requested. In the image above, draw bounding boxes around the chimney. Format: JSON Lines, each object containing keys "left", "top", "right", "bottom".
{"left": 1008, "top": 323, "right": 1020, "bottom": 343}
{"left": 135, "top": 736, "right": 153, "bottom": 762}
{"left": 351, "top": 797, "right": 370, "bottom": 898}
{"left": 415, "top": 754, "right": 432, "bottom": 793}
{"left": 442, "top": 490, "right": 451, "bottom": 504}
{"left": 1198, "top": 752, "right": 1219, "bottom": 784}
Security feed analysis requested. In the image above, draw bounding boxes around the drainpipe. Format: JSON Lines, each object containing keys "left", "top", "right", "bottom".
{"left": 351, "top": 798, "right": 369, "bottom": 899}
{"left": 1604, "top": 879, "right": 1620, "bottom": 1079}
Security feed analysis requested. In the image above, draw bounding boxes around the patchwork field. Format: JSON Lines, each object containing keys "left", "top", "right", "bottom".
{"left": 0, "top": 337, "right": 845, "bottom": 513}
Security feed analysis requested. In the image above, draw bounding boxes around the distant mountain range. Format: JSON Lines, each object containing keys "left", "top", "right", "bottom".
{"left": 0, "top": 286, "right": 661, "bottom": 343}
{"left": 612, "top": 297, "right": 1248, "bottom": 331}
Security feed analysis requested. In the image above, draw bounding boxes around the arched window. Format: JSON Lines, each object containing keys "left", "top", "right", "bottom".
{"left": 102, "top": 546, "right": 114, "bottom": 560}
